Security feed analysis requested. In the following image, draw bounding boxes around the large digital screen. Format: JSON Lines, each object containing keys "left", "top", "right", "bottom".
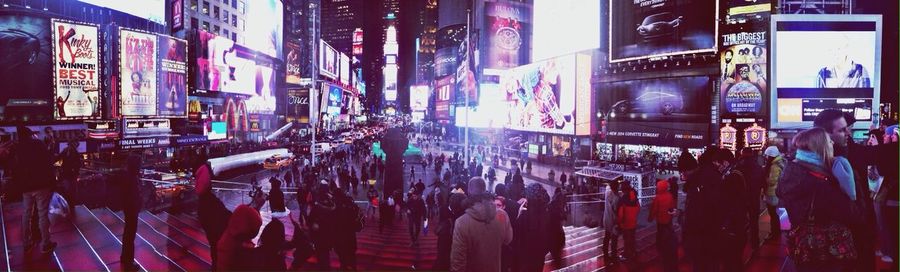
{"left": 609, "top": 0, "right": 718, "bottom": 63}
{"left": 319, "top": 40, "right": 338, "bottom": 79}
{"left": 244, "top": 0, "right": 283, "bottom": 58}
{"left": 285, "top": 40, "right": 302, "bottom": 85}
{"left": 455, "top": 84, "right": 506, "bottom": 128}
{"left": 340, "top": 53, "right": 350, "bottom": 85}
{"left": 771, "top": 15, "right": 882, "bottom": 128}
{"left": 286, "top": 88, "right": 310, "bottom": 122}
{"left": 194, "top": 30, "right": 276, "bottom": 114}
{"left": 208, "top": 121, "right": 227, "bottom": 140}
{"left": 384, "top": 65, "right": 398, "bottom": 101}
{"left": 120, "top": 29, "right": 157, "bottom": 117}
{"left": 52, "top": 20, "right": 101, "bottom": 120}
{"left": 599, "top": 76, "right": 711, "bottom": 148}
{"left": 435, "top": 75, "right": 454, "bottom": 120}
{"left": 410, "top": 85, "right": 430, "bottom": 111}
{"left": 0, "top": 15, "right": 53, "bottom": 122}
{"left": 157, "top": 35, "right": 187, "bottom": 117}
{"left": 78, "top": 0, "right": 166, "bottom": 25}
{"left": 719, "top": 27, "right": 767, "bottom": 118}
{"left": 533, "top": 0, "right": 598, "bottom": 61}
{"left": 325, "top": 84, "right": 343, "bottom": 116}
{"left": 483, "top": 1, "right": 531, "bottom": 69}
{"left": 498, "top": 54, "right": 585, "bottom": 134}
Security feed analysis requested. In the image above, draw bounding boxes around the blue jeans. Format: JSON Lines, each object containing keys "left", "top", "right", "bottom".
{"left": 23, "top": 189, "right": 52, "bottom": 248}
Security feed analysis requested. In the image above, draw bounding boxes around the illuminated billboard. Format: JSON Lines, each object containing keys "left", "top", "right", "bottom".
{"left": 325, "top": 83, "right": 343, "bottom": 116}
{"left": 435, "top": 75, "right": 454, "bottom": 120}
{"left": 771, "top": 15, "right": 882, "bottom": 129}
{"left": 719, "top": 27, "right": 767, "bottom": 118}
{"left": 194, "top": 30, "right": 276, "bottom": 114}
{"left": 483, "top": 1, "right": 531, "bottom": 69}
{"left": 157, "top": 35, "right": 187, "bottom": 117}
{"left": 455, "top": 84, "right": 506, "bottom": 128}
{"left": 532, "top": 0, "right": 598, "bottom": 61}
{"left": 498, "top": 54, "right": 590, "bottom": 135}
{"left": 52, "top": 20, "right": 101, "bottom": 120}
{"left": 340, "top": 53, "right": 350, "bottom": 85}
{"left": 78, "top": 0, "right": 166, "bottom": 25}
{"left": 244, "top": 0, "right": 284, "bottom": 58}
{"left": 319, "top": 40, "right": 338, "bottom": 79}
{"left": 599, "top": 76, "right": 711, "bottom": 148}
{"left": 285, "top": 40, "right": 302, "bottom": 85}
{"left": 609, "top": 0, "right": 718, "bottom": 63}
{"left": 120, "top": 28, "right": 158, "bottom": 117}
{"left": 286, "top": 88, "right": 310, "bottom": 122}
{"left": 410, "top": 85, "right": 430, "bottom": 111}
{"left": 0, "top": 15, "right": 53, "bottom": 122}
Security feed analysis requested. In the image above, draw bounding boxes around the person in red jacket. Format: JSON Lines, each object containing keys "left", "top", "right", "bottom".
{"left": 649, "top": 180, "right": 678, "bottom": 272}
{"left": 617, "top": 181, "right": 639, "bottom": 261}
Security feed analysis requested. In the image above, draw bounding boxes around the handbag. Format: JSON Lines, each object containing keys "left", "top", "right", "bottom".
{"left": 786, "top": 172, "right": 857, "bottom": 264}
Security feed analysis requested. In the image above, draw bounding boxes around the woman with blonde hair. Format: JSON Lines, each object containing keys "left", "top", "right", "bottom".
{"left": 777, "top": 127, "right": 861, "bottom": 272}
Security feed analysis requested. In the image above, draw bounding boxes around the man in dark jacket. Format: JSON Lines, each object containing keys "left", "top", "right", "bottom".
{"left": 734, "top": 148, "right": 764, "bottom": 249}
{"left": 194, "top": 153, "right": 231, "bottom": 271}
{"left": 59, "top": 140, "right": 82, "bottom": 208}
{"left": 407, "top": 191, "right": 426, "bottom": 246}
{"left": 677, "top": 148, "right": 698, "bottom": 180}
{"left": 8, "top": 126, "right": 57, "bottom": 254}
{"left": 451, "top": 178, "right": 513, "bottom": 272}
{"left": 683, "top": 148, "right": 731, "bottom": 272}
{"left": 814, "top": 109, "right": 898, "bottom": 272}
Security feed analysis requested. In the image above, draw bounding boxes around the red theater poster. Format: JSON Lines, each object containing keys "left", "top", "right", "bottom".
{"left": 52, "top": 20, "right": 101, "bottom": 120}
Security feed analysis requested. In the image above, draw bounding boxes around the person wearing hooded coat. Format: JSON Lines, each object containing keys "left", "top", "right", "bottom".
{"left": 512, "top": 183, "right": 552, "bottom": 272}
{"left": 194, "top": 152, "right": 231, "bottom": 271}
{"left": 602, "top": 180, "right": 621, "bottom": 265}
{"left": 216, "top": 204, "right": 263, "bottom": 271}
{"left": 547, "top": 187, "right": 568, "bottom": 268}
{"left": 648, "top": 179, "right": 677, "bottom": 272}
{"left": 250, "top": 219, "right": 289, "bottom": 271}
{"left": 450, "top": 177, "right": 513, "bottom": 272}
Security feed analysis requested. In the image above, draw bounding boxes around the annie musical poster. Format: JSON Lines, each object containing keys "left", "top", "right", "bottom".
{"left": 120, "top": 28, "right": 157, "bottom": 116}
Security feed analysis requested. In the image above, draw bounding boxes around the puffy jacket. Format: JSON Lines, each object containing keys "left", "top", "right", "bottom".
{"left": 216, "top": 205, "right": 263, "bottom": 271}
{"left": 617, "top": 190, "right": 639, "bottom": 230}
{"left": 776, "top": 161, "right": 861, "bottom": 229}
{"left": 765, "top": 156, "right": 784, "bottom": 198}
{"left": 8, "top": 138, "right": 55, "bottom": 194}
{"left": 451, "top": 195, "right": 513, "bottom": 272}
{"left": 649, "top": 180, "right": 675, "bottom": 225}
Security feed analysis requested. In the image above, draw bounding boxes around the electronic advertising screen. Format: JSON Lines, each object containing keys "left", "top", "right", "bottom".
{"left": 207, "top": 121, "right": 227, "bottom": 140}
{"left": 410, "top": 85, "right": 430, "bottom": 112}
{"left": 483, "top": 1, "right": 531, "bottom": 69}
{"left": 285, "top": 40, "right": 302, "bottom": 85}
{"left": 244, "top": 0, "right": 283, "bottom": 58}
{"left": 52, "top": 20, "right": 101, "bottom": 120}
{"left": 157, "top": 35, "right": 187, "bottom": 117}
{"left": 243, "top": 65, "right": 277, "bottom": 114}
{"left": 498, "top": 54, "right": 589, "bottom": 135}
{"left": 340, "top": 53, "right": 350, "bottom": 85}
{"left": 435, "top": 75, "right": 454, "bottom": 120}
{"left": 194, "top": 30, "right": 276, "bottom": 114}
{"left": 455, "top": 37, "right": 476, "bottom": 106}
{"left": 119, "top": 29, "right": 158, "bottom": 117}
{"left": 319, "top": 40, "right": 338, "bottom": 79}
{"left": 78, "top": 0, "right": 166, "bottom": 25}
{"left": 771, "top": 15, "right": 882, "bottom": 129}
{"left": 609, "top": 0, "right": 718, "bottom": 63}
{"left": 340, "top": 90, "right": 352, "bottom": 115}
{"left": 325, "top": 84, "right": 343, "bottom": 116}
{"left": 455, "top": 84, "right": 507, "bottom": 129}
{"left": 599, "top": 76, "right": 711, "bottom": 148}
{"left": 533, "top": 0, "right": 598, "bottom": 61}
{"left": 720, "top": 26, "right": 767, "bottom": 118}
{"left": 0, "top": 15, "right": 54, "bottom": 123}
{"left": 726, "top": 0, "right": 771, "bottom": 18}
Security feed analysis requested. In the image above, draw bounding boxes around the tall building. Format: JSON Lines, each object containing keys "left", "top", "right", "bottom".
{"left": 321, "top": 0, "right": 364, "bottom": 55}
{"left": 416, "top": 0, "right": 439, "bottom": 85}
{"left": 181, "top": 0, "right": 249, "bottom": 44}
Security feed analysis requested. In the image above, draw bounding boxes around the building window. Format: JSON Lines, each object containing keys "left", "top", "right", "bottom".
{"left": 238, "top": 0, "right": 246, "bottom": 14}
{"left": 222, "top": 0, "right": 229, "bottom": 5}
{"left": 223, "top": 10, "right": 229, "bottom": 23}
{"left": 202, "top": 1, "right": 209, "bottom": 15}
{"left": 238, "top": 18, "right": 245, "bottom": 31}
{"left": 202, "top": 21, "right": 210, "bottom": 32}
{"left": 213, "top": 25, "right": 220, "bottom": 34}
{"left": 231, "top": 32, "right": 237, "bottom": 41}
{"left": 191, "top": 18, "right": 199, "bottom": 29}
{"left": 223, "top": 29, "right": 229, "bottom": 37}
{"left": 213, "top": 6, "right": 219, "bottom": 19}
{"left": 231, "top": 15, "right": 237, "bottom": 27}
{"left": 190, "top": 0, "right": 198, "bottom": 11}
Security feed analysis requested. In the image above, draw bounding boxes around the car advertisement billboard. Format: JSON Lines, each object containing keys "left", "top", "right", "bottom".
{"left": 483, "top": 1, "right": 531, "bottom": 69}
{"left": 498, "top": 54, "right": 584, "bottom": 135}
{"left": 286, "top": 88, "right": 310, "bottom": 123}
{"left": 157, "top": 35, "right": 187, "bottom": 117}
{"left": 771, "top": 15, "right": 881, "bottom": 129}
{"left": 719, "top": 27, "right": 767, "bottom": 118}
{"left": 78, "top": 0, "right": 166, "bottom": 25}
{"left": 119, "top": 29, "right": 158, "bottom": 117}
{"left": 244, "top": 0, "right": 283, "bottom": 59}
{"left": 285, "top": 40, "right": 302, "bottom": 85}
{"left": 410, "top": 85, "right": 430, "bottom": 111}
{"left": 599, "top": 76, "right": 711, "bottom": 147}
{"left": 0, "top": 15, "right": 54, "bottom": 122}
{"left": 319, "top": 40, "right": 338, "bottom": 79}
{"left": 609, "top": 0, "right": 718, "bottom": 63}
{"left": 435, "top": 75, "right": 454, "bottom": 120}
{"left": 52, "top": 20, "right": 101, "bottom": 120}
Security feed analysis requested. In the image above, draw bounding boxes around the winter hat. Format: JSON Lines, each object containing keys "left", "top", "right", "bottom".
{"left": 764, "top": 146, "right": 781, "bottom": 158}
{"left": 468, "top": 177, "right": 486, "bottom": 195}
{"left": 523, "top": 183, "right": 549, "bottom": 207}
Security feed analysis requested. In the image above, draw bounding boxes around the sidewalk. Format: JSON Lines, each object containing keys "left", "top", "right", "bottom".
{"left": 435, "top": 142, "right": 576, "bottom": 188}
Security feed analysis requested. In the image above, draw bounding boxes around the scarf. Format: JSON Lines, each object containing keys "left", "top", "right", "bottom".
{"left": 794, "top": 149, "right": 825, "bottom": 168}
